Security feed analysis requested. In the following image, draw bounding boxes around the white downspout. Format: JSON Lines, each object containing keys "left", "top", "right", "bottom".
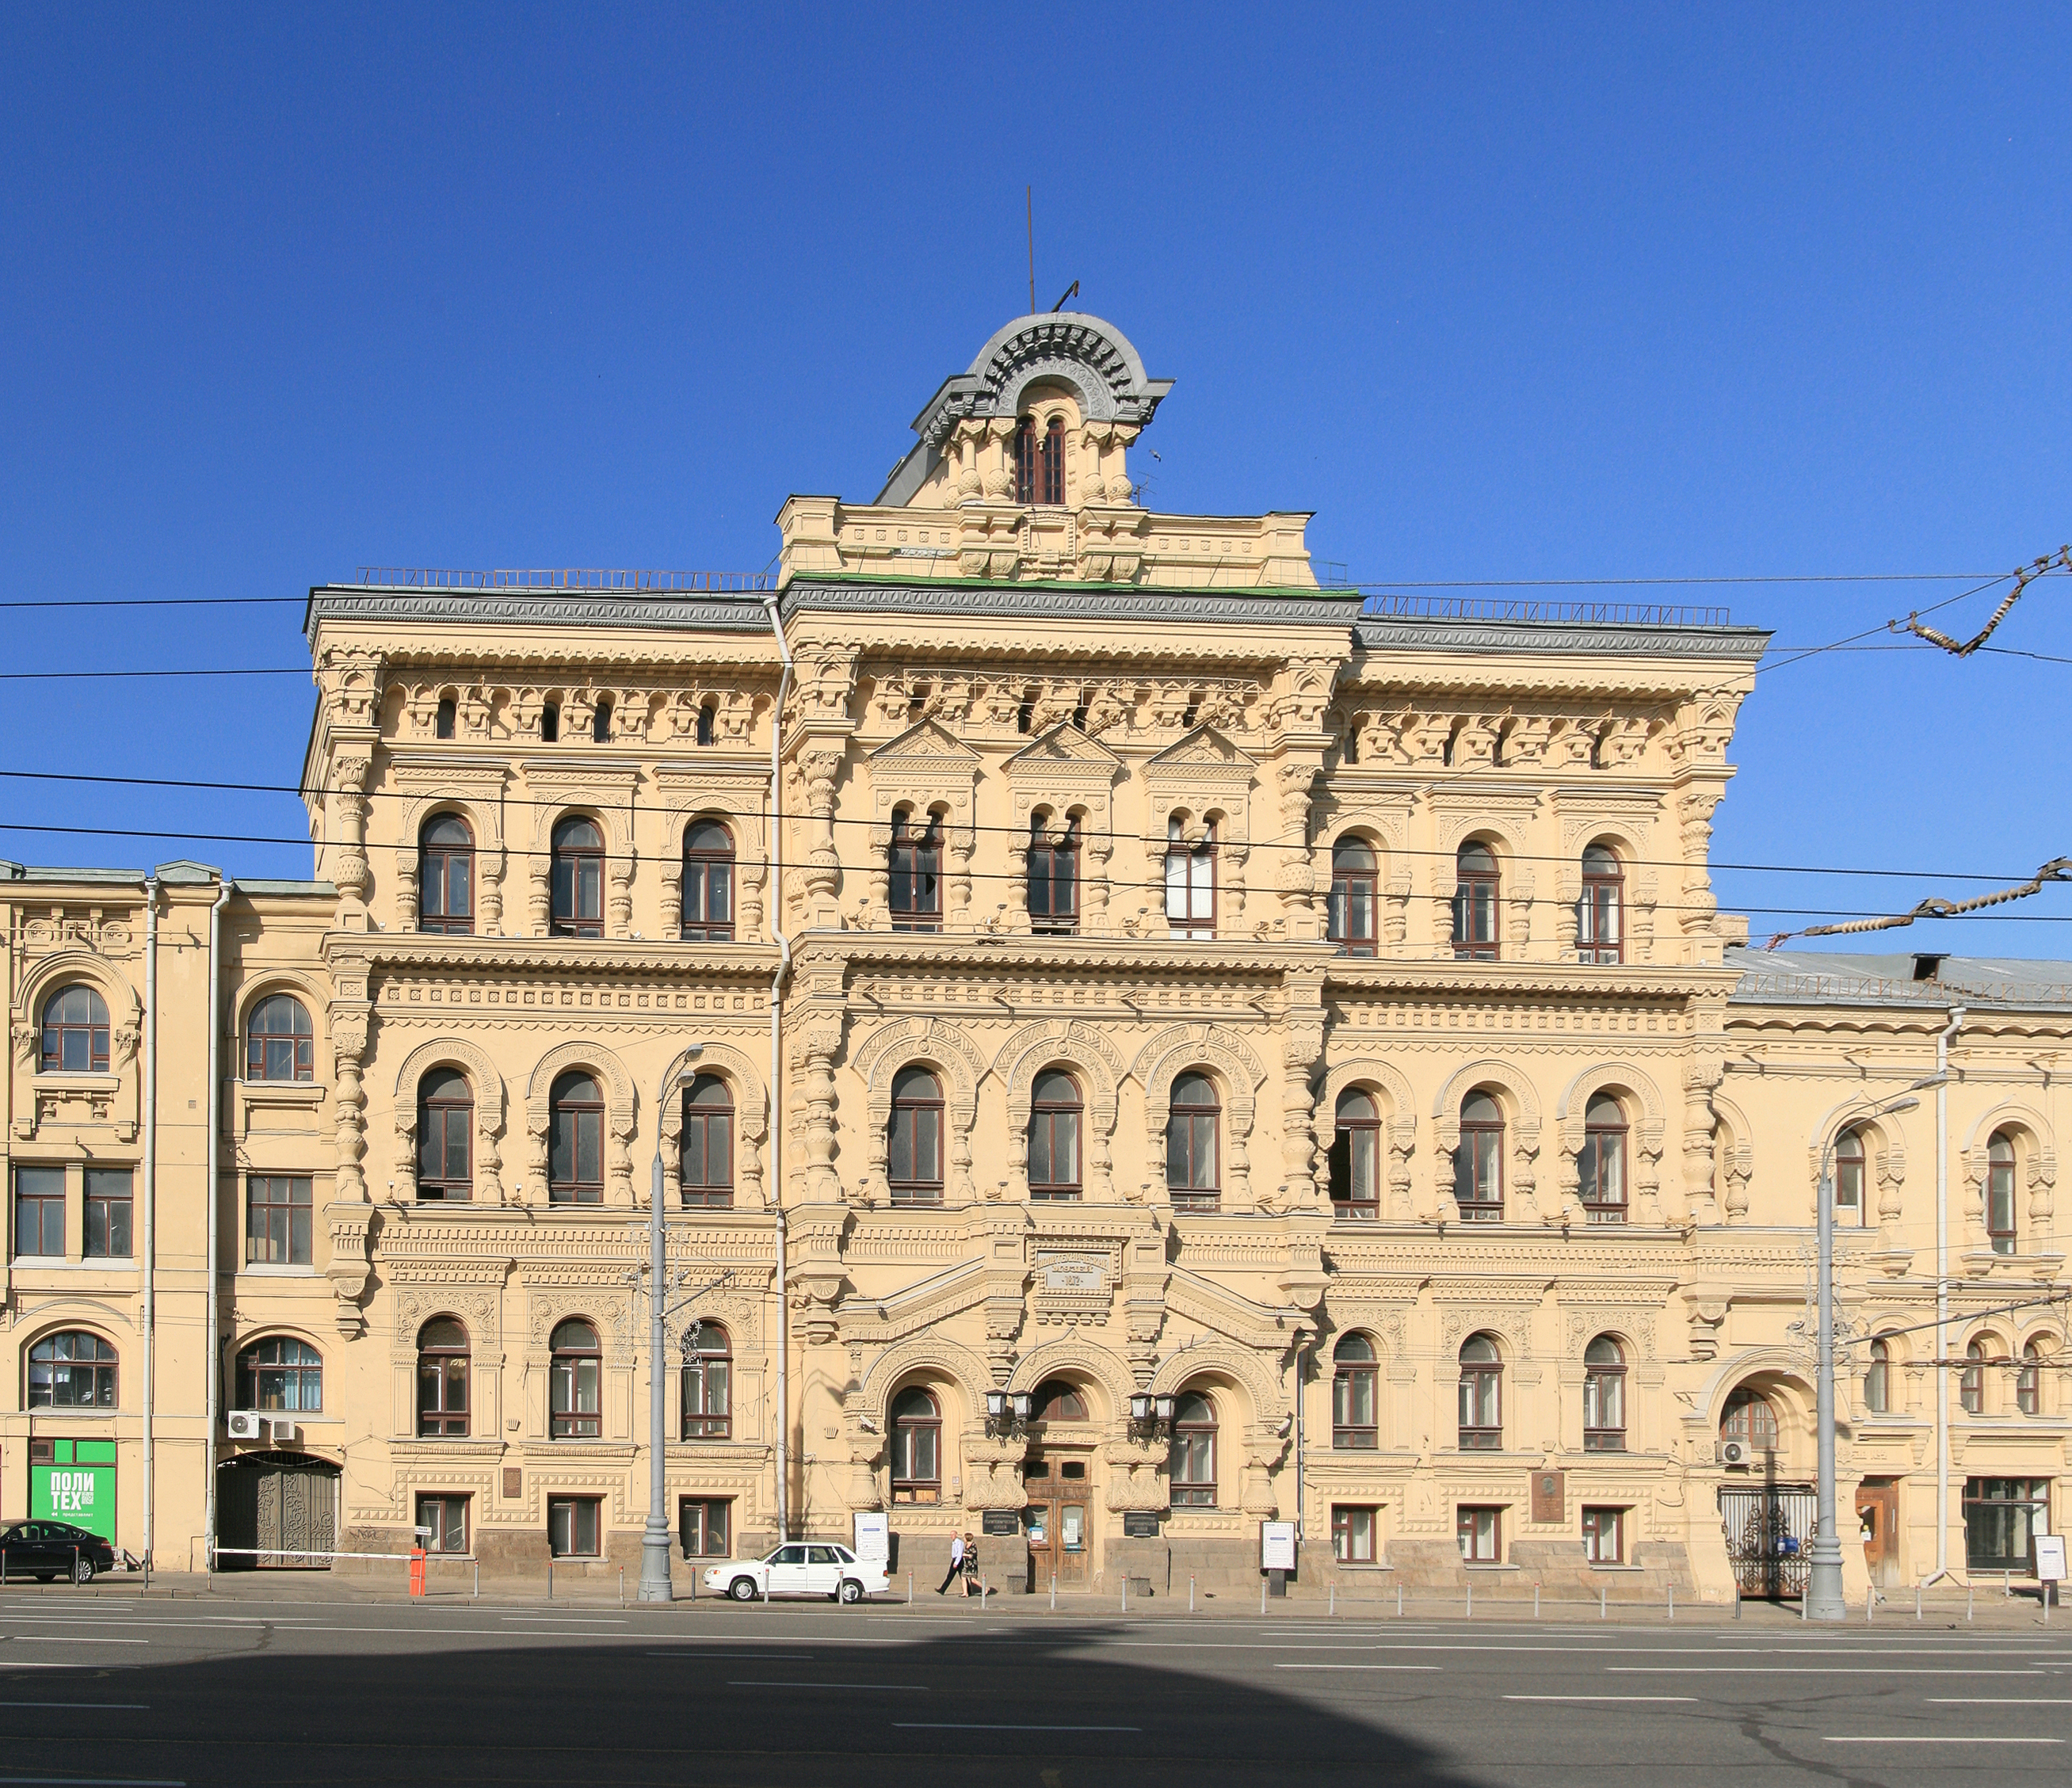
{"left": 203, "top": 879, "right": 232, "bottom": 1572}
{"left": 762, "top": 595, "right": 795, "bottom": 1542}
{"left": 140, "top": 876, "right": 160, "bottom": 1571}
{"left": 1933, "top": 1003, "right": 1966, "bottom": 1583}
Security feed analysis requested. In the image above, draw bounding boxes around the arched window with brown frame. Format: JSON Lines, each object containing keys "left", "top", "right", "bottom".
{"left": 1015, "top": 414, "right": 1065, "bottom": 506}
{"left": 549, "top": 1072, "right": 605, "bottom": 1204}
{"left": 40, "top": 985, "right": 109, "bottom": 1073}
{"left": 551, "top": 816, "right": 605, "bottom": 937}
{"left": 1333, "top": 1333, "right": 1378, "bottom": 1449}
{"left": 1454, "top": 1091, "right": 1504, "bottom": 1222}
{"left": 416, "top": 1067, "right": 473, "bottom": 1202}
{"left": 1169, "top": 1390, "right": 1217, "bottom": 1506}
{"left": 2018, "top": 1338, "right": 2047, "bottom": 1416}
{"left": 696, "top": 702, "right": 716, "bottom": 747}
{"left": 1329, "top": 1087, "right": 1382, "bottom": 1220}
{"left": 1961, "top": 1336, "right": 1991, "bottom": 1415}
{"left": 549, "top": 1318, "right": 601, "bottom": 1438}
{"left": 1582, "top": 1336, "right": 1626, "bottom": 1451}
{"left": 888, "top": 810, "right": 943, "bottom": 932}
{"left": 1834, "top": 1130, "right": 1867, "bottom": 1227}
{"left": 679, "top": 1073, "right": 733, "bottom": 1208}
{"left": 888, "top": 1066, "right": 944, "bottom": 1205}
{"left": 1328, "top": 835, "right": 1378, "bottom": 956}
{"left": 1458, "top": 1334, "right": 1502, "bottom": 1450}
{"left": 1865, "top": 1338, "right": 1892, "bottom": 1415}
{"left": 681, "top": 1321, "right": 731, "bottom": 1439}
{"left": 1027, "top": 814, "right": 1080, "bottom": 935}
{"left": 1027, "top": 1068, "right": 1082, "bottom": 1202}
{"left": 890, "top": 1386, "right": 941, "bottom": 1504}
{"left": 1988, "top": 1132, "right": 2018, "bottom": 1255}
{"left": 237, "top": 1336, "right": 322, "bottom": 1412}
{"left": 1032, "top": 1379, "right": 1089, "bottom": 1423}
{"left": 1165, "top": 814, "right": 1216, "bottom": 940}
{"left": 28, "top": 1330, "right": 117, "bottom": 1409}
{"left": 434, "top": 695, "right": 456, "bottom": 740}
{"left": 1452, "top": 840, "right": 1501, "bottom": 960}
{"left": 418, "top": 814, "right": 475, "bottom": 934}
{"left": 1166, "top": 1072, "right": 1220, "bottom": 1214}
{"left": 1577, "top": 841, "right": 1624, "bottom": 963}
{"left": 1721, "top": 1386, "right": 1780, "bottom": 1451}
{"left": 1579, "top": 1092, "right": 1627, "bottom": 1223}
{"left": 681, "top": 819, "right": 735, "bottom": 941}
{"left": 416, "top": 1317, "right": 469, "bottom": 1437}
{"left": 244, "top": 993, "right": 314, "bottom": 1083}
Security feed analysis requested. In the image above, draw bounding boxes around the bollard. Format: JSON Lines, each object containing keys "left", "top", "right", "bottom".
{"left": 1800, "top": 1588, "right": 1807, "bottom": 1621}
{"left": 1190, "top": 1576, "right": 1196, "bottom": 1614}
{"left": 1733, "top": 1582, "right": 1741, "bottom": 1622}
{"left": 906, "top": 1572, "right": 913, "bottom": 1607}
{"left": 1967, "top": 1583, "right": 1974, "bottom": 1621}
{"left": 1466, "top": 1578, "right": 1472, "bottom": 1618}
{"left": 2006, "top": 1569, "right": 2013, "bottom": 1599}
{"left": 620, "top": 1569, "right": 625, "bottom": 1609}
{"left": 1261, "top": 1576, "right": 1266, "bottom": 1616}
{"left": 1601, "top": 1584, "right": 1607, "bottom": 1620}
{"left": 1915, "top": 1584, "right": 1921, "bottom": 1622}
{"left": 1123, "top": 1577, "right": 1128, "bottom": 1614}
{"left": 1050, "top": 1574, "right": 1056, "bottom": 1611}
{"left": 1533, "top": 1583, "right": 1540, "bottom": 1620}
{"left": 1667, "top": 1584, "right": 1673, "bottom": 1622}
{"left": 474, "top": 1562, "right": 479, "bottom": 1601}
{"left": 1865, "top": 1588, "right": 1873, "bottom": 1623}
{"left": 1397, "top": 1582, "right": 1403, "bottom": 1619}
{"left": 1330, "top": 1585, "right": 1335, "bottom": 1617}
{"left": 983, "top": 1581, "right": 990, "bottom": 1611}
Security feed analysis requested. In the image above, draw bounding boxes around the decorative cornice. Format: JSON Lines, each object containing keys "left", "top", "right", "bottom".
{"left": 307, "top": 586, "right": 777, "bottom": 640}
{"left": 782, "top": 577, "right": 1360, "bottom": 628}
{"left": 1353, "top": 615, "right": 1771, "bottom": 661}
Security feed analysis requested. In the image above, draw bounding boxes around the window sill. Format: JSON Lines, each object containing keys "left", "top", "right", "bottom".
{"left": 1588, "top": 1563, "right": 1647, "bottom": 1573}
{"left": 1463, "top": 1562, "right": 1521, "bottom": 1573}
{"left": 240, "top": 1264, "right": 320, "bottom": 1277}
{"left": 12, "top": 1257, "right": 135, "bottom": 1271}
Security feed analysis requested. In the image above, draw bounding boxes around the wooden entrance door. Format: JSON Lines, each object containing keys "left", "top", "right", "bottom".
{"left": 1023, "top": 1458, "right": 1091, "bottom": 1590}
{"left": 1856, "top": 1481, "right": 1899, "bottom": 1587}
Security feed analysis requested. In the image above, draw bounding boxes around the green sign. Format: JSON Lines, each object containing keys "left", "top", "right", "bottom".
{"left": 32, "top": 1439, "right": 116, "bottom": 1542}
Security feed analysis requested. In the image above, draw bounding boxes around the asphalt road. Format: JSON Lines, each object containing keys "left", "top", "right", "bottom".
{"left": 0, "top": 1592, "right": 2066, "bottom": 1786}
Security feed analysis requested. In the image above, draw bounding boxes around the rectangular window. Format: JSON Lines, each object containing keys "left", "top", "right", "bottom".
{"left": 1165, "top": 829, "right": 1215, "bottom": 940}
{"left": 1963, "top": 1477, "right": 2050, "bottom": 1573}
{"left": 13, "top": 1165, "right": 64, "bottom": 1259}
{"left": 1456, "top": 1504, "right": 1502, "bottom": 1563}
{"left": 418, "top": 1494, "right": 469, "bottom": 1555}
{"left": 679, "top": 1497, "right": 731, "bottom": 1559}
{"left": 84, "top": 1167, "right": 133, "bottom": 1259}
{"left": 1581, "top": 1506, "right": 1625, "bottom": 1564}
{"left": 548, "top": 1497, "right": 601, "bottom": 1559}
{"left": 246, "top": 1175, "right": 313, "bottom": 1266}
{"left": 1332, "top": 1504, "right": 1378, "bottom": 1564}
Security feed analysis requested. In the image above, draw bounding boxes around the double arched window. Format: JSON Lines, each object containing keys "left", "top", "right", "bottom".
{"left": 549, "top": 1073, "right": 605, "bottom": 1203}
{"left": 40, "top": 985, "right": 109, "bottom": 1073}
{"left": 244, "top": 994, "right": 314, "bottom": 1083}
{"left": 550, "top": 816, "right": 605, "bottom": 937}
{"left": 1722, "top": 1386, "right": 1780, "bottom": 1451}
{"left": 1333, "top": 1334, "right": 1378, "bottom": 1449}
{"left": 1962, "top": 1336, "right": 1992, "bottom": 1416}
{"left": 418, "top": 814, "right": 474, "bottom": 934}
{"left": 681, "top": 1322, "right": 731, "bottom": 1439}
{"left": 1577, "top": 842, "right": 1623, "bottom": 963}
{"left": 681, "top": 821, "right": 735, "bottom": 941}
{"left": 417, "top": 1068, "right": 473, "bottom": 1201}
{"left": 891, "top": 1386, "right": 941, "bottom": 1504}
{"left": 1170, "top": 1390, "right": 1217, "bottom": 1506}
{"left": 1454, "top": 1092, "right": 1504, "bottom": 1222}
{"left": 1458, "top": 1335, "right": 1502, "bottom": 1450}
{"left": 550, "top": 1319, "right": 601, "bottom": 1438}
{"left": 1833, "top": 1130, "right": 1867, "bottom": 1226}
{"left": 28, "top": 1331, "right": 116, "bottom": 1409}
{"left": 888, "top": 1067, "right": 944, "bottom": 1205}
{"left": 1452, "top": 841, "right": 1500, "bottom": 959}
{"left": 888, "top": 811, "right": 943, "bottom": 932}
{"left": 1329, "top": 1088, "right": 1382, "bottom": 1220}
{"left": 1987, "top": 1133, "right": 2018, "bottom": 1255}
{"left": 1027, "top": 815, "right": 1079, "bottom": 934}
{"left": 1865, "top": 1338, "right": 1891, "bottom": 1414}
{"left": 1582, "top": 1336, "right": 1625, "bottom": 1451}
{"left": 237, "top": 1336, "right": 322, "bottom": 1412}
{"left": 1028, "top": 1069, "right": 1082, "bottom": 1201}
{"left": 1166, "top": 1073, "right": 1220, "bottom": 1214}
{"left": 1579, "top": 1094, "right": 1627, "bottom": 1222}
{"left": 1015, "top": 414, "right": 1066, "bottom": 506}
{"left": 1328, "top": 836, "right": 1377, "bottom": 956}
{"left": 680, "top": 1074, "right": 733, "bottom": 1208}
{"left": 417, "top": 1317, "right": 469, "bottom": 1436}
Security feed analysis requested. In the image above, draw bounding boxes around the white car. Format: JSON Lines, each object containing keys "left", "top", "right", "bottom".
{"left": 703, "top": 1542, "right": 888, "bottom": 1603}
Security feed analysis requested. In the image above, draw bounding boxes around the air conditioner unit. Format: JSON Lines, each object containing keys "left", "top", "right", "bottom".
{"left": 1717, "top": 1438, "right": 1748, "bottom": 1466}
{"left": 226, "top": 1411, "right": 263, "bottom": 1441}
{"left": 267, "top": 1419, "right": 299, "bottom": 1445}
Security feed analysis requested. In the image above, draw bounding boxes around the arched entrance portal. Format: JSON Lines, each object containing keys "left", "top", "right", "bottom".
{"left": 1022, "top": 1378, "right": 1096, "bottom": 1592}
{"left": 216, "top": 1451, "right": 340, "bottom": 1569}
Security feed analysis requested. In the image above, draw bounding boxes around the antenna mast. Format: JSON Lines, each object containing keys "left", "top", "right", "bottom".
{"left": 1027, "top": 185, "right": 1035, "bottom": 316}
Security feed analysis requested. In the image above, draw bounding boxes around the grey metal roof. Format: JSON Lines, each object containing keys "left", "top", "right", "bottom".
{"left": 1728, "top": 946, "right": 2072, "bottom": 1011}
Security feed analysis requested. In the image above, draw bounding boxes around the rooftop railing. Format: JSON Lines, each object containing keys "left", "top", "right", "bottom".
{"left": 1359, "top": 591, "right": 1734, "bottom": 627}
{"left": 352, "top": 567, "right": 775, "bottom": 593}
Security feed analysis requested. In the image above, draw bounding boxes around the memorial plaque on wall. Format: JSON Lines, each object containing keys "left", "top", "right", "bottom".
{"left": 1122, "top": 1512, "right": 1162, "bottom": 1538}
{"left": 982, "top": 1510, "right": 1021, "bottom": 1536}
{"left": 1531, "top": 1470, "right": 1565, "bottom": 1524}
{"left": 502, "top": 1468, "right": 523, "bottom": 1500}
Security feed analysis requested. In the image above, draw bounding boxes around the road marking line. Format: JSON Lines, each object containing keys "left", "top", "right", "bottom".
{"left": 6, "top": 1638, "right": 147, "bottom": 1646}
{"left": 729, "top": 1680, "right": 927, "bottom": 1690}
{"left": 1273, "top": 1664, "right": 1441, "bottom": 1672}
{"left": 895, "top": 1724, "right": 1139, "bottom": 1733}
{"left": 1504, "top": 1695, "right": 1695, "bottom": 1702}
{"left": 645, "top": 1652, "right": 815, "bottom": 1660}
{"left": 1825, "top": 1737, "right": 2062, "bottom": 1744}
{"left": 0, "top": 1778, "right": 185, "bottom": 1785}
{"left": 1927, "top": 1698, "right": 2072, "bottom": 1705}
{"left": 1610, "top": 1667, "right": 2042, "bottom": 1676}
{"left": 0, "top": 1702, "right": 150, "bottom": 1710}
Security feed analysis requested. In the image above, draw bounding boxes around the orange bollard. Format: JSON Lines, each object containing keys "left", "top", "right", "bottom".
{"left": 410, "top": 1546, "right": 427, "bottom": 1599}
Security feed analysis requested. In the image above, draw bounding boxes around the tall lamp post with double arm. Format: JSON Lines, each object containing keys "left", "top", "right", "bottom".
{"left": 638, "top": 1044, "right": 704, "bottom": 1604}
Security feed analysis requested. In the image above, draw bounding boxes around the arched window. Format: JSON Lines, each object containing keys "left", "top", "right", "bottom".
{"left": 1454, "top": 1091, "right": 1504, "bottom": 1222}
{"left": 1015, "top": 414, "right": 1065, "bottom": 506}
{"left": 681, "top": 820, "right": 735, "bottom": 942}
{"left": 418, "top": 814, "right": 475, "bottom": 934}
{"left": 1166, "top": 1072, "right": 1221, "bottom": 1214}
{"left": 435, "top": 696, "right": 456, "bottom": 740}
{"left": 1333, "top": 1333, "right": 1378, "bottom": 1450}
{"left": 237, "top": 1336, "right": 322, "bottom": 1412}
{"left": 1027, "top": 814, "right": 1080, "bottom": 935}
{"left": 1165, "top": 815, "right": 1216, "bottom": 940}
{"left": 1458, "top": 1334, "right": 1502, "bottom": 1450}
{"left": 244, "top": 993, "right": 314, "bottom": 1083}
{"left": 1578, "top": 842, "right": 1624, "bottom": 963}
{"left": 1028, "top": 1069, "right": 1082, "bottom": 1202}
{"left": 679, "top": 1074, "right": 733, "bottom": 1209}
{"left": 2018, "top": 1339, "right": 2046, "bottom": 1416}
{"left": 1582, "top": 1336, "right": 1625, "bottom": 1451}
{"left": 40, "top": 984, "right": 109, "bottom": 1073}
{"left": 549, "top": 1319, "right": 601, "bottom": 1439}
{"left": 888, "top": 1066, "right": 944, "bottom": 1205}
{"left": 681, "top": 1321, "right": 731, "bottom": 1439}
{"left": 1961, "top": 1336, "right": 1990, "bottom": 1416}
{"left": 696, "top": 702, "right": 716, "bottom": 747}
{"left": 416, "top": 1067, "right": 473, "bottom": 1202}
{"left": 1329, "top": 1087, "right": 1382, "bottom": 1220}
{"left": 1834, "top": 1130, "right": 1867, "bottom": 1226}
{"left": 890, "top": 1386, "right": 941, "bottom": 1504}
{"left": 1865, "top": 1338, "right": 1891, "bottom": 1415}
{"left": 416, "top": 1317, "right": 469, "bottom": 1437}
{"left": 541, "top": 701, "right": 560, "bottom": 742}
{"left": 550, "top": 816, "right": 605, "bottom": 937}
{"left": 1452, "top": 841, "right": 1501, "bottom": 960}
{"left": 1328, "top": 836, "right": 1378, "bottom": 956}
{"left": 1988, "top": 1133, "right": 2017, "bottom": 1256}
{"left": 1721, "top": 1386, "right": 1780, "bottom": 1451}
{"left": 1170, "top": 1390, "right": 1217, "bottom": 1506}
{"left": 549, "top": 1072, "right": 605, "bottom": 1204}
{"left": 888, "top": 811, "right": 943, "bottom": 932}
{"left": 27, "top": 1331, "right": 116, "bottom": 1409}
{"left": 1579, "top": 1093, "right": 1627, "bottom": 1223}
{"left": 1032, "top": 1379, "right": 1089, "bottom": 1423}
{"left": 592, "top": 698, "right": 612, "bottom": 743}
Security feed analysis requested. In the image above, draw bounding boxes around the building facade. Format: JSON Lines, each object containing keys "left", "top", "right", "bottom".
{"left": 2, "top": 311, "right": 2063, "bottom": 1598}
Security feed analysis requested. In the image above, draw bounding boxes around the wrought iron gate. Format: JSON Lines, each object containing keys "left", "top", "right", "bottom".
{"left": 1718, "top": 1485, "right": 1816, "bottom": 1599}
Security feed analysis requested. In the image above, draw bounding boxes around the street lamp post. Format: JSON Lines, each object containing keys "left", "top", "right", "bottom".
{"left": 1807, "top": 1086, "right": 1925, "bottom": 1621}
{"left": 639, "top": 1045, "right": 704, "bottom": 1604}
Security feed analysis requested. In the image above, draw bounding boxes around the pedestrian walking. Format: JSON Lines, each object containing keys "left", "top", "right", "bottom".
{"left": 936, "top": 1531, "right": 966, "bottom": 1595}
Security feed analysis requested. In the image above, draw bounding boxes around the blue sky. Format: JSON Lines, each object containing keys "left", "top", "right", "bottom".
{"left": 4, "top": 4, "right": 2069, "bottom": 951}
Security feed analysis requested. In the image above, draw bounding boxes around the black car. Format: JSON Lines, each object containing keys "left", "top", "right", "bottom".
{"left": 0, "top": 1521, "right": 116, "bottom": 1584}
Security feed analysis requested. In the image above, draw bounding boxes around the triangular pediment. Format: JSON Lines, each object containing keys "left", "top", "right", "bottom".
{"left": 867, "top": 718, "right": 983, "bottom": 765}
{"left": 1003, "top": 722, "right": 1124, "bottom": 776}
{"left": 1144, "top": 725, "right": 1257, "bottom": 774}
{"left": 1166, "top": 1265, "right": 1301, "bottom": 1349}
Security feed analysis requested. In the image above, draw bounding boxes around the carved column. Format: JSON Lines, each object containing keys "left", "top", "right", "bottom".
{"left": 1281, "top": 970, "right": 1326, "bottom": 1210}
{"left": 1274, "top": 761, "right": 1320, "bottom": 940}
{"left": 1505, "top": 867, "right": 1535, "bottom": 959}
{"left": 330, "top": 753, "right": 373, "bottom": 929}
{"left": 1682, "top": 1056, "right": 1723, "bottom": 1225}
{"left": 1384, "top": 870, "right": 1410, "bottom": 948}
{"left": 606, "top": 847, "right": 635, "bottom": 938}
{"left": 324, "top": 980, "right": 374, "bottom": 1337}
{"left": 798, "top": 747, "right": 844, "bottom": 930}
{"left": 1677, "top": 787, "right": 1723, "bottom": 950}
{"left": 479, "top": 838, "right": 505, "bottom": 934}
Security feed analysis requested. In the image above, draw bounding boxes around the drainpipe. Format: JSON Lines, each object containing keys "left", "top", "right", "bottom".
{"left": 762, "top": 595, "right": 795, "bottom": 1542}
{"left": 1932, "top": 1004, "right": 1967, "bottom": 1583}
{"left": 203, "top": 879, "right": 233, "bottom": 1571}
{"left": 140, "top": 876, "right": 159, "bottom": 1571}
